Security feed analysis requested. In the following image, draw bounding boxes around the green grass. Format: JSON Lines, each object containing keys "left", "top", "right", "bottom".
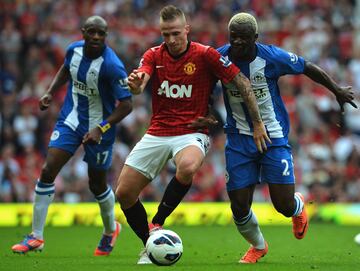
{"left": 1, "top": 224, "right": 359, "bottom": 271}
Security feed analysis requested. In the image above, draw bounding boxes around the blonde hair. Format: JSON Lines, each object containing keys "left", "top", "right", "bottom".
{"left": 228, "top": 13, "right": 258, "bottom": 34}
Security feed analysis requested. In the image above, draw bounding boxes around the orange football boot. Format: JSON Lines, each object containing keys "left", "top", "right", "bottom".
{"left": 239, "top": 241, "right": 268, "bottom": 263}
{"left": 12, "top": 234, "right": 44, "bottom": 254}
{"left": 292, "top": 192, "right": 309, "bottom": 239}
{"left": 94, "top": 221, "right": 121, "bottom": 256}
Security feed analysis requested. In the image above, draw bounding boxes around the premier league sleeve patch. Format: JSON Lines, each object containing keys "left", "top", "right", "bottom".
{"left": 219, "top": 56, "right": 232, "bottom": 67}
{"left": 50, "top": 130, "right": 60, "bottom": 141}
{"left": 288, "top": 52, "right": 299, "bottom": 64}
{"left": 119, "top": 78, "right": 129, "bottom": 88}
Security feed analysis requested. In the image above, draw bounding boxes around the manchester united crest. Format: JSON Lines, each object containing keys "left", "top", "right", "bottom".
{"left": 184, "top": 62, "right": 196, "bottom": 75}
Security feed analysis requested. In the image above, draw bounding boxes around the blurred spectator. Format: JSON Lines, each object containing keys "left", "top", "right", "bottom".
{"left": 0, "top": 18, "right": 21, "bottom": 66}
{"left": 13, "top": 100, "right": 39, "bottom": 151}
{"left": 0, "top": 144, "right": 21, "bottom": 202}
{"left": 16, "top": 145, "right": 43, "bottom": 201}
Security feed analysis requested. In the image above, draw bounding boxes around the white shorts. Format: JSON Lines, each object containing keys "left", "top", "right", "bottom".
{"left": 125, "top": 133, "right": 210, "bottom": 180}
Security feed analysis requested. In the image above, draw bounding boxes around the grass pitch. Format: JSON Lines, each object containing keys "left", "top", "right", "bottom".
{"left": 1, "top": 224, "right": 359, "bottom": 271}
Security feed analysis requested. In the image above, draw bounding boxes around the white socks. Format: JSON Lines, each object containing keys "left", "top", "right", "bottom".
{"left": 293, "top": 193, "right": 304, "bottom": 217}
{"left": 31, "top": 182, "right": 116, "bottom": 238}
{"left": 234, "top": 210, "right": 266, "bottom": 250}
{"left": 32, "top": 181, "right": 55, "bottom": 240}
{"left": 95, "top": 186, "right": 116, "bottom": 235}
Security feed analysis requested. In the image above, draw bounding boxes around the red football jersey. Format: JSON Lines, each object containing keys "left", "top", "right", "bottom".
{"left": 138, "top": 41, "right": 239, "bottom": 136}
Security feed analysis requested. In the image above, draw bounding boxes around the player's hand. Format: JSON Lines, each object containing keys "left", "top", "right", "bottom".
{"left": 252, "top": 121, "right": 272, "bottom": 153}
{"left": 128, "top": 69, "right": 145, "bottom": 94}
{"left": 188, "top": 116, "right": 218, "bottom": 129}
{"left": 334, "top": 86, "right": 358, "bottom": 113}
{"left": 39, "top": 93, "right": 53, "bottom": 111}
{"left": 82, "top": 127, "right": 102, "bottom": 145}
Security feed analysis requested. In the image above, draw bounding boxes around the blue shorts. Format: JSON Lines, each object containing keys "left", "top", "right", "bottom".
{"left": 225, "top": 133, "right": 295, "bottom": 191}
{"left": 48, "top": 122, "right": 113, "bottom": 170}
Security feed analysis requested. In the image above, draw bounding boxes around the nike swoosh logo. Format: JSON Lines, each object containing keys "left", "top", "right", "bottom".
{"left": 162, "top": 202, "right": 173, "bottom": 208}
{"left": 156, "top": 65, "right": 165, "bottom": 68}
{"left": 298, "top": 221, "right": 308, "bottom": 237}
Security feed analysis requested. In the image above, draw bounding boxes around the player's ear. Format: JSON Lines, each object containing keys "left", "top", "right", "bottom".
{"left": 81, "top": 27, "right": 86, "bottom": 35}
{"left": 254, "top": 33, "right": 259, "bottom": 41}
{"left": 185, "top": 24, "right": 190, "bottom": 34}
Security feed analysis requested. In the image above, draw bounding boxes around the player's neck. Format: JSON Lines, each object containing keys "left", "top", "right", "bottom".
{"left": 84, "top": 45, "right": 105, "bottom": 59}
{"left": 166, "top": 41, "right": 190, "bottom": 59}
{"left": 231, "top": 45, "right": 257, "bottom": 62}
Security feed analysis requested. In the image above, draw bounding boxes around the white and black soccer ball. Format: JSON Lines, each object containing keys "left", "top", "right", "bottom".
{"left": 146, "top": 229, "right": 183, "bottom": 266}
{"left": 354, "top": 233, "right": 360, "bottom": 245}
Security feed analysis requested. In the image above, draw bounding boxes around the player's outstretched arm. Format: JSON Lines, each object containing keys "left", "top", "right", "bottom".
{"left": 303, "top": 61, "right": 358, "bottom": 112}
{"left": 127, "top": 70, "right": 150, "bottom": 95}
{"left": 227, "top": 72, "right": 271, "bottom": 153}
{"left": 39, "top": 64, "right": 70, "bottom": 111}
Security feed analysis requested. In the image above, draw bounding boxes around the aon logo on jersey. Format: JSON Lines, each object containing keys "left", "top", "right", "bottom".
{"left": 157, "top": 80, "right": 192, "bottom": 98}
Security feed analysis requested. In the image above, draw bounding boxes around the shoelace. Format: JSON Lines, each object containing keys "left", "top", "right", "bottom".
{"left": 98, "top": 235, "right": 112, "bottom": 248}
{"left": 21, "top": 235, "right": 35, "bottom": 244}
{"left": 294, "top": 212, "right": 305, "bottom": 225}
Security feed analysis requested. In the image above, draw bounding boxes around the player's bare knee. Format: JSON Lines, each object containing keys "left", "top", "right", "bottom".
{"left": 177, "top": 159, "right": 200, "bottom": 180}
{"left": 115, "top": 184, "right": 136, "bottom": 207}
{"left": 115, "top": 185, "right": 126, "bottom": 202}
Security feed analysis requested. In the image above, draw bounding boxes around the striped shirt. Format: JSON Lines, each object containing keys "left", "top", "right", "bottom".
{"left": 217, "top": 43, "right": 305, "bottom": 145}
{"left": 58, "top": 40, "right": 131, "bottom": 143}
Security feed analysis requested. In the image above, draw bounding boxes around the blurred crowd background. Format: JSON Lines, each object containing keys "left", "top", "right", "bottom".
{"left": 1, "top": 0, "right": 360, "bottom": 204}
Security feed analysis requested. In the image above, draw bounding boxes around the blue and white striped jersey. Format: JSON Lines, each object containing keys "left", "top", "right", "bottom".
{"left": 58, "top": 40, "right": 131, "bottom": 143}
{"left": 217, "top": 43, "right": 305, "bottom": 145}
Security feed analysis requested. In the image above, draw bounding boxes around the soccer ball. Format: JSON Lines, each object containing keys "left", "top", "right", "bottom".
{"left": 146, "top": 229, "right": 183, "bottom": 266}
{"left": 354, "top": 233, "right": 360, "bottom": 245}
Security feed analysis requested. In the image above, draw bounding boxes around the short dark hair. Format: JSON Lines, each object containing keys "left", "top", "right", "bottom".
{"left": 160, "top": 5, "right": 186, "bottom": 22}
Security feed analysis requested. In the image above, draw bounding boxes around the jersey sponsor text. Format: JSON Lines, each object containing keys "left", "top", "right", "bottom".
{"left": 73, "top": 80, "right": 97, "bottom": 96}
{"left": 157, "top": 80, "right": 192, "bottom": 98}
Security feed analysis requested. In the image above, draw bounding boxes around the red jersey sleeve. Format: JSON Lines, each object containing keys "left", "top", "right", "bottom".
{"left": 204, "top": 47, "right": 240, "bottom": 84}
{"left": 137, "top": 48, "right": 155, "bottom": 76}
